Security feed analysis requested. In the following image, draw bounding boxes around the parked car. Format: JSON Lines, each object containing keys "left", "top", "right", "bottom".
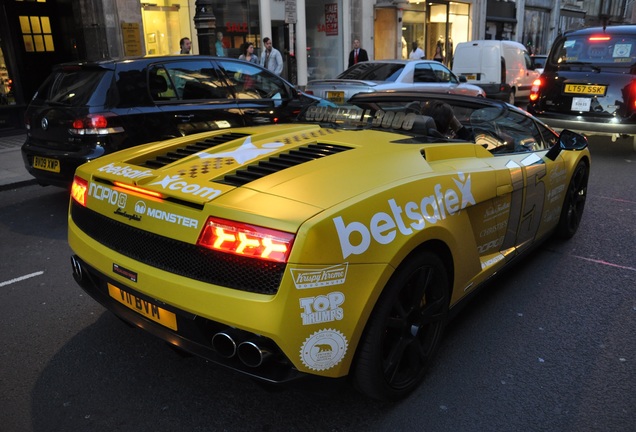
{"left": 528, "top": 25, "right": 636, "bottom": 145}
{"left": 21, "top": 55, "right": 331, "bottom": 187}
{"left": 304, "top": 59, "right": 485, "bottom": 104}
{"left": 452, "top": 40, "right": 540, "bottom": 104}
{"left": 531, "top": 54, "right": 547, "bottom": 74}
{"left": 68, "top": 91, "right": 590, "bottom": 401}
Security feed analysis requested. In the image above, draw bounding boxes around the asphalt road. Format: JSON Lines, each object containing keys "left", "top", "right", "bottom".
{"left": 0, "top": 137, "right": 634, "bottom": 432}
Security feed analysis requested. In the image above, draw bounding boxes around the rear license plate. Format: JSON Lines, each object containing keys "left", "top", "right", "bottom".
{"left": 33, "top": 156, "right": 60, "bottom": 173}
{"left": 463, "top": 74, "right": 477, "bottom": 80}
{"left": 108, "top": 283, "right": 177, "bottom": 330}
{"left": 326, "top": 91, "right": 345, "bottom": 104}
{"left": 571, "top": 97, "right": 591, "bottom": 112}
{"left": 564, "top": 84, "right": 606, "bottom": 96}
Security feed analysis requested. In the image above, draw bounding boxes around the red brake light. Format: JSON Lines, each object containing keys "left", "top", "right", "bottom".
{"left": 197, "top": 217, "right": 294, "bottom": 263}
{"left": 113, "top": 181, "right": 163, "bottom": 199}
{"left": 530, "top": 78, "right": 542, "bottom": 102}
{"left": 71, "top": 176, "right": 89, "bottom": 207}
{"left": 589, "top": 35, "right": 611, "bottom": 42}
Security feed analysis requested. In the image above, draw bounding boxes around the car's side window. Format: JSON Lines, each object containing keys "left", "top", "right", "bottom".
{"left": 429, "top": 63, "right": 454, "bottom": 83}
{"left": 147, "top": 67, "right": 178, "bottom": 101}
{"left": 216, "top": 59, "right": 288, "bottom": 100}
{"left": 154, "top": 61, "right": 232, "bottom": 101}
{"left": 473, "top": 108, "right": 548, "bottom": 154}
{"left": 413, "top": 64, "right": 437, "bottom": 83}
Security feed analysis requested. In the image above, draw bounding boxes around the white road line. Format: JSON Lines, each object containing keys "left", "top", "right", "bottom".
{"left": 572, "top": 255, "right": 636, "bottom": 272}
{"left": 0, "top": 271, "right": 45, "bottom": 287}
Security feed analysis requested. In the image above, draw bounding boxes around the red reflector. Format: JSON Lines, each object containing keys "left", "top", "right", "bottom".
{"left": 71, "top": 176, "right": 88, "bottom": 207}
{"left": 197, "top": 217, "right": 294, "bottom": 263}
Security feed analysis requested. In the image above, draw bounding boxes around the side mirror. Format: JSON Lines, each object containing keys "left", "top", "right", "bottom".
{"left": 458, "top": 75, "right": 467, "bottom": 83}
{"left": 545, "top": 129, "right": 588, "bottom": 160}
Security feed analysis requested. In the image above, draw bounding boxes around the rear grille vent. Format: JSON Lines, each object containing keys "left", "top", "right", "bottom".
{"left": 220, "top": 143, "right": 352, "bottom": 186}
{"left": 71, "top": 201, "right": 284, "bottom": 295}
{"left": 141, "top": 132, "right": 250, "bottom": 169}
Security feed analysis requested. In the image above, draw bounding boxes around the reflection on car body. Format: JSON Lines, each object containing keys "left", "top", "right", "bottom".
{"left": 68, "top": 91, "right": 590, "bottom": 402}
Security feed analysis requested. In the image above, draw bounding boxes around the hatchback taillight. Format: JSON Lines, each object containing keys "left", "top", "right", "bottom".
{"left": 70, "top": 113, "right": 124, "bottom": 135}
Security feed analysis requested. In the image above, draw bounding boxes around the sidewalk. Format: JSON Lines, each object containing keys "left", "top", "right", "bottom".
{"left": 0, "top": 131, "right": 36, "bottom": 191}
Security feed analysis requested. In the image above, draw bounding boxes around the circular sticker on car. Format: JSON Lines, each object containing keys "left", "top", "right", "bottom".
{"left": 300, "top": 329, "right": 348, "bottom": 371}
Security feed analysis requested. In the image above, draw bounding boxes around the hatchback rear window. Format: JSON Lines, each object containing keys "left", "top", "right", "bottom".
{"left": 34, "top": 69, "right": 107, "bottom": 107}
{"left": 550, "top": 33, "right": 636, "bottom": 65}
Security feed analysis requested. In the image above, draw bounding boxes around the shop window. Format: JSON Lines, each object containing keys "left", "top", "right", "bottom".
{"left": 19, "top": 15, "right": 55, "bottom": 52}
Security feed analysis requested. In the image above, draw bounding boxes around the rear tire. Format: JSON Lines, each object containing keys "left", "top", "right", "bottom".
{"left": 555, "top": 160, "right": 589, "bottom": 239}
{"left": 352, "top": 249, "right": 450, "bottom": 401}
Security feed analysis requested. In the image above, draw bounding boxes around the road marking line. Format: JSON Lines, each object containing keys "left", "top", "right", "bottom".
{"left": 0, "top": 271, "right": 44, "bottom": 287}
{"left": 572, "top": 255, "right": 636, "bottom": 272}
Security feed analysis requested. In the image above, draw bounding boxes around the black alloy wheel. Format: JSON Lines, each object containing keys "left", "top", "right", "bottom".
{"left": 353, "top": 249, "right": 450, "bottom": 401}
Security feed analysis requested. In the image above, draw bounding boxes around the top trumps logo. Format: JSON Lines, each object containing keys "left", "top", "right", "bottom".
{"left": 333, "top": 173, "right": 475, "bottom": 259}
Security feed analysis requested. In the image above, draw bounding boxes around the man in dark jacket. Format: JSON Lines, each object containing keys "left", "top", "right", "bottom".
{"left": 347, "top": 39, "right": 369, "bottom": 68}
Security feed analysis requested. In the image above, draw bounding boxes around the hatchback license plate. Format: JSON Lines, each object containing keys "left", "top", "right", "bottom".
{"left": 326, "top": 91, "right": 345, "bottom": 104}
{"left": 564, "top": 84, "right": 606, "bottom": 95}
{"left": 33, "top": 156, "right": 60, "bottom": 173}
{"left": 108, "top": 283, "right": 178, "bottom": 330}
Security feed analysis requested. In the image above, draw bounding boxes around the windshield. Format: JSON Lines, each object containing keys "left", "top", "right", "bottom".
{"left": 550, "top": 33, "right": 636, "bottom": 66}
{"left": 337, "top": 63, "right": 404, "bottom": 81}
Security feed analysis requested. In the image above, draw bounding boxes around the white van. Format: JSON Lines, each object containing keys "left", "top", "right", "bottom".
{"left": 452, "top": 40, "right": 540, "bottom": 105}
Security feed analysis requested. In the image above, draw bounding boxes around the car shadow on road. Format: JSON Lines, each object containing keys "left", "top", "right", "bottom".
{"left": 29, "top": 312, "right": 391, "bottom": 432}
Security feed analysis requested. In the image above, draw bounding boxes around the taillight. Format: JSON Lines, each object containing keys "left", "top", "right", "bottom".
{"left": 197, "top": 217, "right": 294, "bottom": 263}
{"left": 70, "top": 113, "right": 124, "bottom": 135}
{"left": 71, "top": 176, "right": 88, "bottom": 207}
{"left": 529, "top": 78, "right": 542, "bottom": 102}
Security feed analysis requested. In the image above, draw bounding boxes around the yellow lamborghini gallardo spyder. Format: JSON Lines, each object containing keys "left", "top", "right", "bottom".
{"left": 68, "top": 92, "right": 590, "bottom": 401}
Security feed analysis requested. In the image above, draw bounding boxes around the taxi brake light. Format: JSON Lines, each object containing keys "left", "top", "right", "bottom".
{"left": 71, "top": 176, "right": 88, "bottom": 207}
{"left": 530, "top": 78, "right": 542, "bottom": 102}
{"left": 197, "top": 217, "right": 294, "bottom": 263}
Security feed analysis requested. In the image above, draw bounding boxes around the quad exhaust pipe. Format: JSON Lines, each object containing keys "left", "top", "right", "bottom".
{"left": 211, "top": 330, "right": 272, "bottom": 367}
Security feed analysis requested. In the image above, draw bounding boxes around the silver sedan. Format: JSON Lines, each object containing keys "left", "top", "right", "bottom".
{"left": 305, "top": 59, "right": 486, "bottom": 104}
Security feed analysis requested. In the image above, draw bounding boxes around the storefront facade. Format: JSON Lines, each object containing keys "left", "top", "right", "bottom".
{"left": 0, "top": 0, "right": 632, "bottom": 132}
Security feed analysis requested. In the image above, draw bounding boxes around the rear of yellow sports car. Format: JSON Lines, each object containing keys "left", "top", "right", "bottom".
{"left": 68, "top": 115, "right": 591, "bottom": 400}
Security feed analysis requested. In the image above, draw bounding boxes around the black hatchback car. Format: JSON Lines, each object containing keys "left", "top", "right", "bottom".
{"left": 528, "top": 25, "right": 636, "bottom": 142}
{"left": 22, "top": 55, "right": 329, "bottom": 187}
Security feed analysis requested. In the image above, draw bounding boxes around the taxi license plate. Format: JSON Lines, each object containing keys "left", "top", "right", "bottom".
{"left": 108, "top": 283, "right": 177, "bottom": 330}
{"left": 326, "top": 91, "right": 345, "bottom": 104}
{"left": 33, "top": 156, "right": 60, "bottom": 173}
{"left": 564, "top": 84, "right": 606, "bottom": 96}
